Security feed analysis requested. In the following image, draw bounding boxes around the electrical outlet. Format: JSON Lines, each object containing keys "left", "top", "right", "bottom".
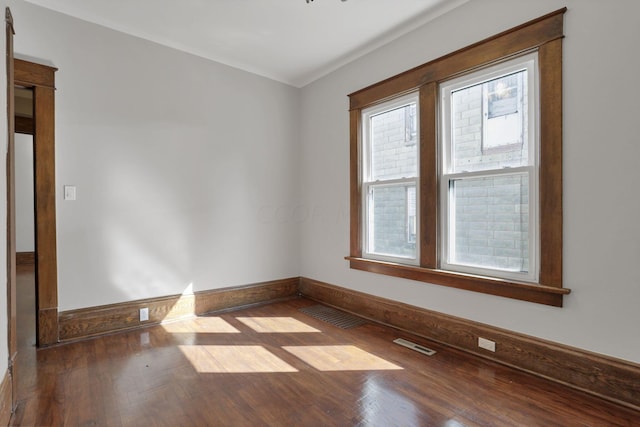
{"left": 478, "top": 337, "right": 496, "bottom": 352}
{"left": 139, "top": 307, "right": 149, "bottom": 322}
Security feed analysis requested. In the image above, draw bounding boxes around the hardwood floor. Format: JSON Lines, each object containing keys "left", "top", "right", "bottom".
{"left": 11, "top": 267, "right": 640, "bottom": 426}
{"left": 16, "top": 265, "right": 36, "bottom": 352}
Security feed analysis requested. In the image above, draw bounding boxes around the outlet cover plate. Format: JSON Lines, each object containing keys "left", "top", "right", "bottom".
{"left": 478, "top": 337, "right": 496, "bottom": 352}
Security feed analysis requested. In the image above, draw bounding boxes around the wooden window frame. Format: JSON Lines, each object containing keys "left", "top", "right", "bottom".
{"left": 346, "top": 9, "right": 569, "bottom": 307}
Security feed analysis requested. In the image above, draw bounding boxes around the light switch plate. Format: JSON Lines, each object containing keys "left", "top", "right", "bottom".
{"left": 64, "top": 185, "right": 76, "bottom": 201}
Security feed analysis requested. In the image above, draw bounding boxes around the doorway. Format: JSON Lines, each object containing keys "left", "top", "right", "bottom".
{"left": 12, "top": 59, "right": 59, "bottom": 348}
{"left": 14, "top": 86, "right": 36, "bottom": 350}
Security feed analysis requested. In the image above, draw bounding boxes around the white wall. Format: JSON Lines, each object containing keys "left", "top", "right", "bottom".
{"left": 299, "top": 0, "right": 640, "bottom": 363}
{"left": 15, "top": 133, "right": 33, "bottom": 252}
{"left": 10, "top": 0, "right": 301, "bottom": 311}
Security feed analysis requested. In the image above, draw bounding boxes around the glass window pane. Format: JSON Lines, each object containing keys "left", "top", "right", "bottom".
{"left": 368, "top": 184, "right": 416, "bottom": 259}
{"left": 451, "top": 70, "right": 528, "bottom": 173}
{"left": 370, "top": 103, "right": 418, "bottom": 181}
{"left": 407, "top": 186, "right": 417, "bottom": 244}
{"left": 449, "top": 174, "right": 529, "bottom": 273}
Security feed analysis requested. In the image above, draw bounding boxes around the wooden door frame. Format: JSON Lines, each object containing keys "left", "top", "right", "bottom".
{"left": 13, "top": 58, "right": 58, "bottom": 347}
{"left": 5, "top": 7, "right": 17, "bottom": 419}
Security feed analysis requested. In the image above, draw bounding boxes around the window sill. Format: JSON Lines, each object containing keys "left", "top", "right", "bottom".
{"left": 345, "top": 256, "right": 569, "bottom": 307}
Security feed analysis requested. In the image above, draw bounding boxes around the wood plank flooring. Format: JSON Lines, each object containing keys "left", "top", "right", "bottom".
{"left": 11, "top": 267, "right": 640, "bottom": 426}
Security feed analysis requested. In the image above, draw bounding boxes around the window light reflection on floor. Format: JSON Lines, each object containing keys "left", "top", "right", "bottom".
{"left": 360, "top": 376, "right": 418, "bottom": 425}
{"left": 179, "top": 345, "right": 298, "bottom": 373}
{"left": 236, "top": 317, "right": 321, "bottom": 333}
{"left": 178, "top": 344, "right": 403, "bottom": 374}
{"left": 162, "top": 317, "right": 241, "bottom": 334}
{"left": 283, "top": 345, "right": 403, "bottom": 372}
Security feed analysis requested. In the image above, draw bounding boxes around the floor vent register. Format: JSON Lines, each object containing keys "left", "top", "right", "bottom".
{"left": 299, "top": 304, "right": 368, "bottom": 329}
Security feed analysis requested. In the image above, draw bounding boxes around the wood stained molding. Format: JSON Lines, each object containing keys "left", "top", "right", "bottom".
{"left": 15, "top": 115, "right": 33, "bottom": 134}
{"left": 348, "top": 8, "right": 566, "bottom": 110}
{"left": 39, "top": 308, "right": 59, "bottom": 346}
{"left": 14, "top": 58, "right": 55, "bottom": 89}
{"left": 0, "top": 370, "right": 11, "bottom": 426}
{"left": 14, "top": 58, "right": 59, "bottom": 347}
{"left": 298, "top": 277, "right": 640, "bottom": 411}
{"left": 6, "top": 6, "right": 18, "bottom": 415}
{"left": 58, "top": 277, "right": 299, "bottom": 342}
{"left": 16, "top": 251, "right": 35, "bottom": 265}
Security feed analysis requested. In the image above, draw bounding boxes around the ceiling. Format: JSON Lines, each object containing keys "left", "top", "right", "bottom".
{"left": 24, "top": 0, "right": 468, "bottom": 87}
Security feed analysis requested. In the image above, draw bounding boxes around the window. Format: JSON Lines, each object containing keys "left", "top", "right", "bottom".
{"left": 362, "top": 94, "right": 419, "bottom": 263}
{"left": 440, "top": 54, "right": 537, "bottom": 283}
{"left": 347, "top": 9, "right": 569, "bottom": 306}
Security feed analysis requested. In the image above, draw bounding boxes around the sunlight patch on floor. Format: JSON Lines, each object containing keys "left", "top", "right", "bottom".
{"left": 179, "top": 345, "right": 298, "bottom": 373}
{"left": 163, "top": 317, "right": 240, "bottom": 334}
{"left": 236, "top": 317, "right": 321, "bottom": 333}
{"left": 282, "top": 345, "right": 403, "bottom": 371}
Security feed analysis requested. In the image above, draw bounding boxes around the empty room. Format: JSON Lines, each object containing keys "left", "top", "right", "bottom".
{"left": 0, "top": 0, "right": 639, "bottom": 425}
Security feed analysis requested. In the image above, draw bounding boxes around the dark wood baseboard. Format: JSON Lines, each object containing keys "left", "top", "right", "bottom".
{"left": 16, "top": 251, "right": 34, "bottom": 266}
{"left": 58, "top": 277, "right": 299, "bottom": 342}
{"left": 0, "top": 370, "right": 12, "bottom": 426}
{"left": 298, "top": 277, "right": 640, "bottom": 412}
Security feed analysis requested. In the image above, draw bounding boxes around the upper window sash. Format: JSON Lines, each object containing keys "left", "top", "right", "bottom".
{"left": 362, "top": 93, "right": 420, "bottom": 183}
{"left": 440, "top": 53, "right": 538, "bottom": 175}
